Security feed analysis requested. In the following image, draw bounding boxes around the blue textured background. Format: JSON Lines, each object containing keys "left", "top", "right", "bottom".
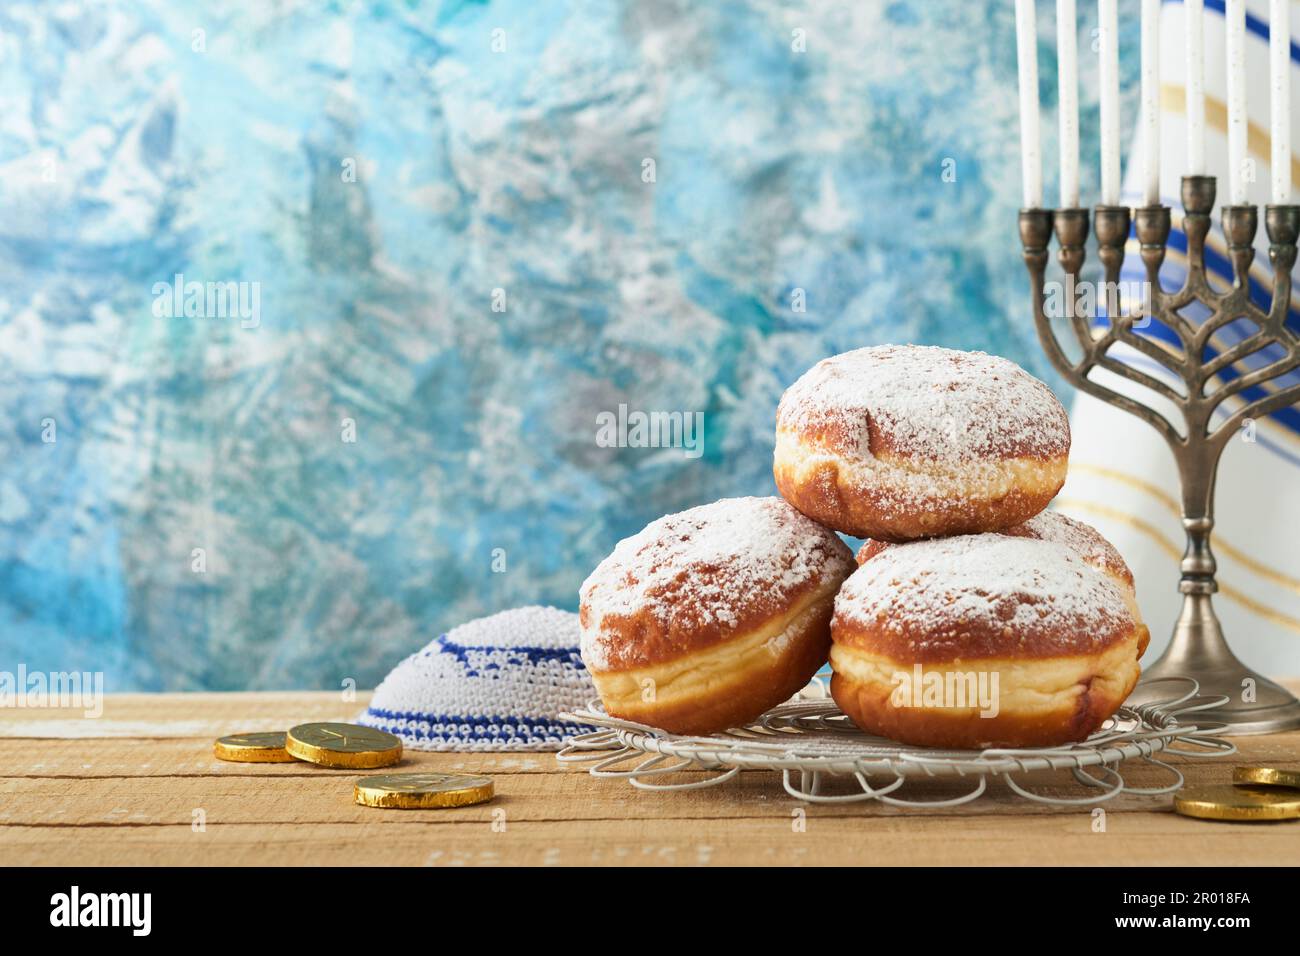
{"left": 0, "top": 1, "right": 1141, "bottom": 690}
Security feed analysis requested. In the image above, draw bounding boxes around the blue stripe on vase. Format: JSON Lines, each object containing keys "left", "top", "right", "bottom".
{"left": 1173, "top": 0, "right": 1300, "bottom": 64}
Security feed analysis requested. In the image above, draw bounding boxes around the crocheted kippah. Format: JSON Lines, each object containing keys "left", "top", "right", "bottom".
{"left": 358, "top": 605, "right": 597, "bottom": 751}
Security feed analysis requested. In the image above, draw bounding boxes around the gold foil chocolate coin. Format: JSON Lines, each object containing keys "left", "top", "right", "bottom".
{"left": 1173, "top": 784, "right": 1300, "bottom": 822}
{"left": 214, "top": 731, "right": 297, "bottom": 763}
{"left": 1233, "top": 765, "right": 1300, "bottom": 790}
{"left": 354, "top": 772, "right": 495, "bottom": 809}
{"left": 285, "top": 722, "right": 403, "bottom": 769}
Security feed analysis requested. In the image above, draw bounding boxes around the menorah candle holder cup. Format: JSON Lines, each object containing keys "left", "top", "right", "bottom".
{"left": 1019, "top": 175, "right": 1300, "bottom": 735}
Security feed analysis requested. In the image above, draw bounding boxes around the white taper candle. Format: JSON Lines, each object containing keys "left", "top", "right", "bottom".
{"left": 1015, "top": 0, "right": 1043, "bottom": 208}
{"left": 1140, "top": 0, "right": 1161, "bottom": 204}
{"left": 1226, "top": 0, "right": 1249, "bottom": 204}
{"left": 1099, "top": 0, "right": 1121, "bottom": 205}
{"left": 1186, "top": 0, "right": 1206, "bottom": 175}
{"left": 1057, "top": 0, "right": 1080, "bottom": 207}
{"left": 1271, "top": 0, "right": 1291, "bottom": 203}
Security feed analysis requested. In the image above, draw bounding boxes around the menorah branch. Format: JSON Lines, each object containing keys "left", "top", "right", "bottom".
{"left": 1207, "top": 353, "right": 1300, "bottom": 415}
{"left": 1053, "top": 208, "right": 1089, "bottom": 337}
{"left": 1213, "top": 380, "right": 1300, "bottom": 445}
{"left": 1202, "top": 332, "right": 1275, "bottom": 380}
{"left": 1222, "top": 206, "right": 1259, "bottom": 288}
{"left": 1019, "top": 206, "right": 1183, "bottom": 452}
{"left": 1266, "top": 204, "right": 1300, "bottom": 324}
{"left": 1162, "top": 176, "right": 1216, "bottom": 317}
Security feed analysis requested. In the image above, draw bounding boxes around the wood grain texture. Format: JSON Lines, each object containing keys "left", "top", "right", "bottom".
{"left": 2, "top": 690, "right": 1298, "bottom": 866}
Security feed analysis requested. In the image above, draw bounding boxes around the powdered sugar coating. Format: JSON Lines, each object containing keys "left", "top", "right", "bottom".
{"left": 1014, "top": 511, "right": 1133, "bottom": 585}
{"left": 580, "top": 496, "right": 854, "bottom": 670}
{"left": 856, "top": 510, "right": 1134, "bottom": 587}
{"left": 835, "top": 534, "right": 1134, "bottom": 656}
{"left": 776, "top": 345, "right": 1069, "bottom": 461}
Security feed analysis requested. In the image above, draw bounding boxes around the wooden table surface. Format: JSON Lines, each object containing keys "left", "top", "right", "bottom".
{"left": 2, "top": 689, "right": 1299, "bottom": 866}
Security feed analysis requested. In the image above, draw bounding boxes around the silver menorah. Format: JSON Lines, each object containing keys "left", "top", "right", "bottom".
{"left": 1019, "top": 175, "right": 1300, "bottom": 734}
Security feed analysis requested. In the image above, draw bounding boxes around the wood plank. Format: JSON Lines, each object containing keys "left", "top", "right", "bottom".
{"left": 0, "top": 692, "right": 373, "bottom": 738}
{"left": 3, "top": 715, "right": 1296, "bottom": 802}
{"left": 2, "top": 740, "right": 1298, "bottom": 822}
{"left": 5, "top": 732, "right": 1291, "bottom": 796}
{"left": 1, "top": 814, "right": 1295, "bottom": 867}
{"left": 0, "top": 738, "right": 566, "bottom": 778}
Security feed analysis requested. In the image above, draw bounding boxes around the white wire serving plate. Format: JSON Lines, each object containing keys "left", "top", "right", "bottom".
{"left": 557, "top": 677, "right": 1236, "bottom": 807}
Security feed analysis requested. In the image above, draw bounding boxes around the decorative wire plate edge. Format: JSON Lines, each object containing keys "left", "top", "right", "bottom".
{"left": 556, "top": 677, "right": 1237, "bottom": 807}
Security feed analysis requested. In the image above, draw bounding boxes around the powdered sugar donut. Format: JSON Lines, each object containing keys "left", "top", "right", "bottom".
{"left": 774, "top": 345, "right": 1070, "bottom": 540}
{"left": 830, "top": 534, "right": 1149, "bottom": 749}
{"left": 856, "top": 510, "right": 1142, "bottom": 622}
{"left": 579, "top": 496, "right": 855, "bottom": 734}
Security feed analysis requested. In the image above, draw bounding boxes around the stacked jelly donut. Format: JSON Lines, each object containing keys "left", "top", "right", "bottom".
{"left": 579, "top": 496, "right": 855, "bottom": 735}
{"left": 578, "top": 344, "right": 1147, "bottom": 749}
{"left": 776, "top": 345, "right": 1147, "bottom": 749}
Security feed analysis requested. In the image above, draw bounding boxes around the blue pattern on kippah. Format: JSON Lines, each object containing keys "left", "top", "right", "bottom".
{"left": 427, "top": 633, "right": 587, "bottom": 677}
{"left": 362, "top": 706, "right": 595, "bottom": 744}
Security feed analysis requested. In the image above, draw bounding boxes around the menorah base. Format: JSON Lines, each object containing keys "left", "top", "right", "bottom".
{"left": 1138, "top": 657, "right": 1300, "bottom": 735}
{"left": 1131, "top": 593, "right": 1300, "bottom": 735}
